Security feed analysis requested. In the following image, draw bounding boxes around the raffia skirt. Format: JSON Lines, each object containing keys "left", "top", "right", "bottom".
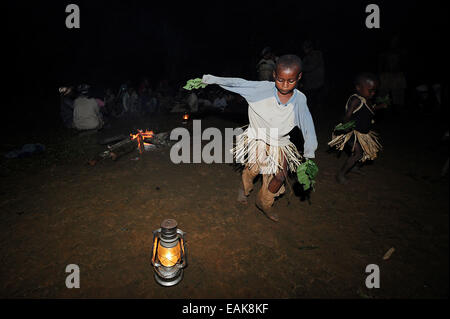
{"left": 231, "top": 127, "right": 303, "bottom": 175}
{"left": 328, "top": 130, "right": 382, "bottom": 162}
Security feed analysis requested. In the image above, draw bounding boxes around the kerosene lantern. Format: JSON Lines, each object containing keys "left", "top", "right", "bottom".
{"left": 151, "top": 219, "right": 187, "bottom": 286}
{"left": 182, "top": 112, "right": 190, "bottom": 124}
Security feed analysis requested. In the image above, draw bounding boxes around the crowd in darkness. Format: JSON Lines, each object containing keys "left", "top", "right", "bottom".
{"left": 57, "top": 30, "right": 447, "bottom": 133}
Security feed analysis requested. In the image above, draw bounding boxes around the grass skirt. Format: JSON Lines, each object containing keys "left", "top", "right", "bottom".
{"left": 328, "top": 130, "right": 382, "bottom": 162}
{"left": 231, "top": 128, "right": 303, "bottom": 175}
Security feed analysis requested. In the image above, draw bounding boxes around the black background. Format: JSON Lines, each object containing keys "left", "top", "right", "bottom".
{"left": 5, "top": 0, "right": 449, "bottom": 130}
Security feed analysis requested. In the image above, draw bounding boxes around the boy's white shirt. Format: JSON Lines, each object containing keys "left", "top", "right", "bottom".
{"left": 201, "top": 74, "right": 317, "bottom": 158}
{"left": 246, "top": 95, "right": 295, "bottom": 147}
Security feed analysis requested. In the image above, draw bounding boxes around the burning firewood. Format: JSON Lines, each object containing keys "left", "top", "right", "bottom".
{"left": 88, "top": 138, "right": 138, "bottom": 165}
{"left": 109, "top": 138, "right": 139, "bottom": 161}
{"left": 130, "top": 129, "right": 155, "bottom": 154}
{"left": 88, "top": 129, "right": 163, "bottom": 166}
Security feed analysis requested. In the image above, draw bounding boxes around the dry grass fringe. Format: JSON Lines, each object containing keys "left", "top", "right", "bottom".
{"left": 231, "top": 128, "right": 303, "bottom": 175}
{"left": 328, "top": 130, "right": 382, "bottom": 162}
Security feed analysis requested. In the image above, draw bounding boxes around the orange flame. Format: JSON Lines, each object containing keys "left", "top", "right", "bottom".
{"left": 130, "top": 129, "right": 155, "bottom": 154}
{"left": 130, "top": 129, "right": 154, "bottom": 140}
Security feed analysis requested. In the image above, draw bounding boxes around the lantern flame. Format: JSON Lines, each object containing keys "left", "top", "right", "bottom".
{"left": 157, "top": 242, "right": 181, "bottom": 267}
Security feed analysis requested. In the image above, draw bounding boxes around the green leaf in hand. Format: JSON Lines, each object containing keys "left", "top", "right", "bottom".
{"left": 183, "top": 78, "right": 208, "bottom": 90}
{"left": 334, "top": 120, "right": 356, "bottom": 132}
{"left": 297, "top": 163, "right": 310, "bottom": 190}
{"left": 375, "top": 94, "right": 391, "bottom": 106}
{"left": 297, "top": 159, "right": 319, "bottom": 191}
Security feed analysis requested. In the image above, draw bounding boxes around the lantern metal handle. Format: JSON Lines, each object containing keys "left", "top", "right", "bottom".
{"left": 176, "top": 229, "right": 187, "bottom": 269}
{"left": 150, "top": 228, "right": 161, "bottom": 267}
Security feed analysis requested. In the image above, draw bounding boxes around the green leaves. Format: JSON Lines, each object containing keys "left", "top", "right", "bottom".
{"left": 375, "top": 94, "right": 391, "bottom": 106}
{"left": 297, "top": 159, "right": 319, "bottom": 191}
{"left": 183, "top": 78, "right": 208, "bottom": 90}
{"left": 334, "top": 120, "right": 356, "bottom": 132}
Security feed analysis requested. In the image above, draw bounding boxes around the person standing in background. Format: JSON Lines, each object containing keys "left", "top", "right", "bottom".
{"left": 301, "top": 40, "right": 325, "bottom": 117}
{"left": 256, "top": 47, "right": 277, "bottom": 81}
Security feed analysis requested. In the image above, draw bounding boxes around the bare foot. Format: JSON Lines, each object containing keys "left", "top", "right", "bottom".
{"left": 237, "top": 188, "right": 248, "bottom": 204}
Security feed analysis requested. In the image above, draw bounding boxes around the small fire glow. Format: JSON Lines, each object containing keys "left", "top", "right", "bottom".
{"left": 182, "top": 113, "right": 190, "bottom": 122}
{"left": 130, "top": 129, "right": 155, "bottom": 154}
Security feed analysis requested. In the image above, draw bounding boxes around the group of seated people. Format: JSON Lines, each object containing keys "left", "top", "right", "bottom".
{"left": 59, "top": 79, "right": 161, "bottom": 131}
{"left": 59, "top": 78, "right": 241, "bottom": 131}
{"left": 59, "top": 84, "right": 104, "bottom": 131}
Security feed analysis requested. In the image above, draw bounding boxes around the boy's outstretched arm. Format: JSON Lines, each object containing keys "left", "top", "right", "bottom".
{"left": 201, "top": 74, "right": 273, "bottom": 102}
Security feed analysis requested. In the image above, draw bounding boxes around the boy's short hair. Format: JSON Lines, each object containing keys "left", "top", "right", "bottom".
{"left": 354, "top": 72, "right": 379, "bottom": 86}
{"left": 276, "top": 54, "right": 303, "bottom": 72}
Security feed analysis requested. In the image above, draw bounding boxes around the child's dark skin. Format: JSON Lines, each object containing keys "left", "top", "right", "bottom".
{"left": 337, "top": 79, "right": 387, "bottom": 183}
{"left": 268, "top": 65, "right": 302, "bottom": 193}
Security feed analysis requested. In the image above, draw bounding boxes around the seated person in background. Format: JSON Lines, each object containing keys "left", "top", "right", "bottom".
{"left": 73, "top": 84, "right": 104, "bottom": 130}
{"left": 122, "top": 87, "right": 140, "bottom": 115}
{"left": 186, "top": 91, "right": 199, "bottom": 113}
{"left": 212, "top": 91, "right": 228, "bottom": 112}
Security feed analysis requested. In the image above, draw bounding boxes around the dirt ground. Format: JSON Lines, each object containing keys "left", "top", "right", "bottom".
{"left": 0, "top": 103, "right": 448, "bottom": 299}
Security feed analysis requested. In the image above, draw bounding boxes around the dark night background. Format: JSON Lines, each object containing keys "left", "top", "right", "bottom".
{"left": 4, "top": 0, "right": 449, "bottom": 133}
{"left": 1, "top": 0, "right": 449, "bottom": 302}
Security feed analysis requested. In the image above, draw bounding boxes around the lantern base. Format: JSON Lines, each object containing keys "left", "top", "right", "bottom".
{"left": 154, "top": 269, "right": 184, "bottom": 287}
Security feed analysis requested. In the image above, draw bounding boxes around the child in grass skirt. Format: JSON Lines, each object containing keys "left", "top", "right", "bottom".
{"left": 201, "top": 54, "right": 318, "bottom": 222}
{"left": 328, "top": 73, "right": 388, "bottom": 184}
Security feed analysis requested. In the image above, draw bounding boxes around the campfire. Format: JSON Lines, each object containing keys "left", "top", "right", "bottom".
{"left": 130, "top": 129, "right": 155, "bottom": 154}
{"left": 88, "top": 129, "right": 171, "bottom": 166}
